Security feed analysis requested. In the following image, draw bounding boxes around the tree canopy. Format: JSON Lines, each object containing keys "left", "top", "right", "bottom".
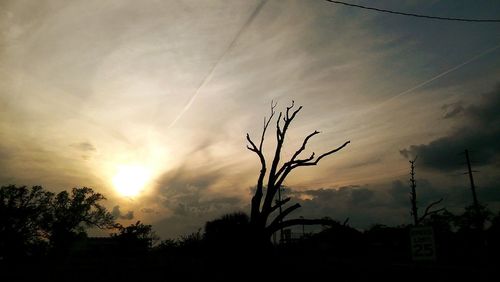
{"left": 0, "top": 185, "right": 115, "bottom": 258}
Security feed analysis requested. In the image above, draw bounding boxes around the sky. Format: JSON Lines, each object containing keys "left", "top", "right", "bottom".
{"left": 1, "top": 0, "right": 499, "bottom": 239}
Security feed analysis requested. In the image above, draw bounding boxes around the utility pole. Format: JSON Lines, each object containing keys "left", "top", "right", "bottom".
{"left": 299, "top": 216, "right": 305, "bottom": 237}
{"left": 277, "top": 185, "right": 284, "bottom": 244}
{"left": 407, "top": 156, "right": 443, "bottom": 226}
{"left": 464, "top": 149, "right": 480, "bottom": 213}
{"left": 409, "top": 157, "right": 419, "bottom": 226}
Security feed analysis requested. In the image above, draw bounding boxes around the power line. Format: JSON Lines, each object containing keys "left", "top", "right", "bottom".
{"left": 463, "top": 149, "right": 480, "bottom": 212}
{"left": 325, "top": 1, "right": 500, "bottom": 22}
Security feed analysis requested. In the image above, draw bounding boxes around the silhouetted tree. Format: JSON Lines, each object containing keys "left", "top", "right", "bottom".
{"left": 112, "top": 220, "right": 158, "bottom": 251}
{"left": 487, "top": 211, "right": 500, "bottom": 262}
{"left": 44, "top": 187, "right": 115, "bottom": 253}
{"left": 154, "top": 229, "right": 205, "bottom": 257}
{"left": 246, "top": 101, "right": 350, "bottom": 244}
{"left": 0, "top": 185, "right": 53, "bottom": 258}
{"left": 177, "top": 229, "right": 204, "bottom": 252}
{"left": 304, "top": 219, "right": 364, "bottom": 258}
{"left": 204, "top": 212, "right": 250, "bottom": 247}
{"left": 454, "top": 204, "right": 492, "bottom": 232}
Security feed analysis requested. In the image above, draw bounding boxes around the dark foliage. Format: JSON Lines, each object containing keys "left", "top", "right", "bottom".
{"left": 0, "top": 185, "right": 53, "bottom": 258}
{"left": 47, "top": 187, "right": 115, "bottom": 253}
{"left": 0, "top": 185, "right": 115, "bottom": 258}
{"left": 204, "top": 212, "right": 250, "bottom": 245}
{"left": 2, "top": 185, "right": 500, "bottom": 281}
{"left": 111, "top": 221, "right": 158, "bottom": 252}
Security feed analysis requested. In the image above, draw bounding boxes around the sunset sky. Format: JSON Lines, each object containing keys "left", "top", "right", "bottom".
{"left": 1, "top": 0, "right": 499, "bottom": 239}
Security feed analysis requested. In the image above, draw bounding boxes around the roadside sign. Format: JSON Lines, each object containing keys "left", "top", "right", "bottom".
{"left": 410, "top": 226, "right": 436, "bottom": 261}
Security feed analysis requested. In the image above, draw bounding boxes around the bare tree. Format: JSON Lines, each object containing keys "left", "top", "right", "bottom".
{"left": 246, "top": 101, "right": 350, "bottom": 243}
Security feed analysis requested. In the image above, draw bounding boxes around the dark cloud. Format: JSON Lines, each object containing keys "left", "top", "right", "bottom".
{"left": 344, "top": 157, "right": 382, "bottom": 169}
{"left": 401, "top": 84, "right": 500, "bottom": 171}
{"left": 140, "top": 208, "right": 155, "bottom": 214}
{"left": 284, "top": 175, "right": 500, "bottom": 230}
{"left": 350, "top": 187, "right": 375, "bottom": 204}
{"left": 152, "top": 215, "right": 205, "bottom": 240}
{"left": 71, "top": 141, "right": 96, "bottom": 152}
{"left": 152, "top": 164, "right": 246, "bottom": 239}
{"left": 153, "top": 195, "right": 245, "bottom": 239}
{"left": 112, "top": 205, "right": 134, "bottom": 220}
{"left": 150, "top": 169, "right": 500, "bottom": 238}
{"left": 388, "top": 179, "right": 449, "bottom": 210}
{"left": 441, "top": 102, "right": 464, "bottom": 119}
{"left": 288, "top": 185, "right": 406, "bottom": 229}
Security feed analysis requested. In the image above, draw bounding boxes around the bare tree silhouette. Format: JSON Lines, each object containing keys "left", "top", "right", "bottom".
{"left": 246, "top": 101, "right": 350, "bottom": 243}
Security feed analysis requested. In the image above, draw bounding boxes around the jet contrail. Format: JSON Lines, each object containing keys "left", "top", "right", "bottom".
{"left": 167, "top": 0, "right": 268, "bottom": 129}
{"left": 372, "top": 43, "right": 500, "bottom": 110}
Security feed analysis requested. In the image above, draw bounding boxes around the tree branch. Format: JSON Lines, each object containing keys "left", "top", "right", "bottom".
{"left": 268, "top": 203, "right": 301, "bottom": 229}
{"left": 285, "top": 100, "right": 294, "bottom": 121}
{"left": 267, "top": 218, "right": 338, "bottom": 234}
{"left": 264, "top": 103, "right": 304, "bottom": 211}
{"left": 285, "top": 100, "right": 302, "bottom": 123}
{"left": 291, "top": 131, "right": 320, "bottom": 161}
{"left": 269, "top": 197, "right": 291, "bottom": 214}
{"left": 259, "top": 101, "right": 276, "bottom": 151}
{"left": 246, "top": 134, "right": 259, "bottom": 152}
{"left": 293, "top": 140, "right": 350, "bottom": 168}
{"left": 248, "top": 101, "right": 276, "bottom": 222}
{"left": 276, "top": 112, "right": 283, "bottom": 142}
{"left": 418, "top": 198, "right": 444, "bottom": 223}
{"left": 275, "top": 131, "right": 320, "bottom": 179}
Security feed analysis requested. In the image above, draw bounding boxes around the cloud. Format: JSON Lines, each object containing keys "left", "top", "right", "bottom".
{"left": 401, "top": 84, "right": 500, "bottom": 171}
{"left": 112, "top": 205, "right": 134, "bottom": 220}
{"left": 388, "top": 179, "right": 448, "bottom": 209}
{"left": 140, "top": 208, "right": 155, "bottom": 214}
{"left": 441, "top": 102, "right": 464, "bottom": 119}
{"left": 1, "top": 0, "right": 499, "bottom": 240}
{"left": 284, "top": 175, "right": 500, "bottom": 230}
{"left": 71, "top": 141, "right": 96, "bottom": 152}
{"left": 151, "top": 164, "right": 246, "bottom": 239}
{"left": 287, "top": 185, "right": 406, "bottom": 229}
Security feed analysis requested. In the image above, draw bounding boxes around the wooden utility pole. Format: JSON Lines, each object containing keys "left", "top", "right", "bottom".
{"left": 299, "top": 216, "right": 305, "bottom": 237}
{"left": 409, "top": 157, "right": 419, "bottom": 226}
{"left": 407, "top": 156, "right": 443, "bottom": 226}
{"left": 464, "top": 149, "right": 480, "bottom": 213}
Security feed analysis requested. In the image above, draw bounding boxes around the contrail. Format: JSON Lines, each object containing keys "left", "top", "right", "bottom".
{"left": 167, "top": 0, "right": 268, "bottom": 129}
{"left": 372, "top": 43, "right": 500, "bottom": 110}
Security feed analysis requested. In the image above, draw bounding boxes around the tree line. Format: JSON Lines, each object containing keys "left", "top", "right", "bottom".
{"left": 0, "top": 185, "right": 156, "bottom": 259}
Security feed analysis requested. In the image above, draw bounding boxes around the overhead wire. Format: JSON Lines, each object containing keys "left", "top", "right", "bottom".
{"left": 325, "top": 0, "right": 500, "bottom": 22}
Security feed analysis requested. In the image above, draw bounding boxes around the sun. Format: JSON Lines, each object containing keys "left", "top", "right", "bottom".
{"left": 112, "top": 165, "right": 151, "bottom": 197}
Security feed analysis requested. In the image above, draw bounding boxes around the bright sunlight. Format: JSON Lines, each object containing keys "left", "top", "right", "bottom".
{"left": 112, "top": 165, "right": 151, "bottom": 197}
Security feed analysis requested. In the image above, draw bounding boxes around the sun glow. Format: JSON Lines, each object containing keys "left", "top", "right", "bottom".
{"left": 112, "top": 165, "right": 151, "bottom": 197}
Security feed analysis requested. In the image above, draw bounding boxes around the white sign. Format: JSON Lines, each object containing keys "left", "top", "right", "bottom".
{"left": 410, "top": 226, "right": 436, "bottom": 261}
